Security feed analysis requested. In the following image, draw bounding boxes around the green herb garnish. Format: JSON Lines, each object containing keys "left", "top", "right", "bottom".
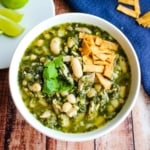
{"left": 42, "top": 56, "right": 74, "bottom": 95}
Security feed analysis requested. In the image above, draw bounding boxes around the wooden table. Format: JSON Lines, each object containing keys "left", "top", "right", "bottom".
{"left": 0, "top": 0, "right": 150, "bottom": 149}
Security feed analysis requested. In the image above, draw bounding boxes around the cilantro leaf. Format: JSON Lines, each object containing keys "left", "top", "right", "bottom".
{"left": 43, "top": 62, "right": 58, "bottom": 79}
{"left": 43, "top": 79, "right": 59, "bottom": 95}
{"left": 53, "top": 55, "right": 63, "bottom": 68}
{"left": 42, "top": 56, "right": 74, "bottom": 95}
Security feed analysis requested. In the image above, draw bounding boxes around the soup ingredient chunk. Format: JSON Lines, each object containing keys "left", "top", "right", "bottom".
{"left": 71, "top": 57, "right": 83, "bottom": 78}
{"left": 50, "top": 37, "right": 62, "bottom": 55}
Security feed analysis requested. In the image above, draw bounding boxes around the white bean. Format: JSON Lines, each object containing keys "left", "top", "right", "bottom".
{"left": 36, "top": 39, "right": 44, "bottom": 47}
{"left": 67, "top": 94, "right": 76, "bottom": 104}
{"left": 63, "top": 56, "right": 71, "bottom": 62}
{"left": 61, "top": 91, "right": 69, "bottom": 97}
{"left": 62, "top": 102, "right": 72, "bottom": 113}
{"left": 71, "top": 57, "right": 83, "bottom": 78}
{"left": 40, "top": 110, "right": 51, "bottom": 118}
{"left": 67, "top": 37, "right": 76, "bottom": 48}
{"left": 30, "top": 54, "right": 37, "bottom": 61}
{"left": 22, "top": 80, "right": 27, "bottom": 86}
{"left": 29, "top": 83, "right": 41, "bottom": 92}
{"left": 67, "top": 108, "right": 77, "bottom": 117}
{"left": 50, "top": 37, "right": 61, "bottom": 55}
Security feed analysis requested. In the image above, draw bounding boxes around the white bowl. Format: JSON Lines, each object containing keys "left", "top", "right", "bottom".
{"left": 9, "top": 13, "right": 141, "bottom": 142}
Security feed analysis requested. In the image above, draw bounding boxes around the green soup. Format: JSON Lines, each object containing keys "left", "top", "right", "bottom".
{"left": 18, "top": 23, "right": 131, "bottom": 133}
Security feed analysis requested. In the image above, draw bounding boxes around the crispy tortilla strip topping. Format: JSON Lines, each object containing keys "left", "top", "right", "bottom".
{"left": 81, "top": 39, "right": 92, "bottom": 56}
{"left": 117, "top": 4, "right": 138, "bottom": 18}
{"left": 95, "top": 37, "right": 102, "bottom": 46}
{"left": 92, "top": 52, "right": 112, "bottom": 61}
{"left": 83, "top": 64, "right": 104, "bottom": 73}
{"left": 100, "top": 40, "right": 119, "bottom": 51}
{"left": 106, "top": 54, "right": 117, "bottom": 63}
{"left": 79, "top": 32, "right": 118, "bottom": 89}
{"left": 116, "top": 0, "right": 150, "bottom": 28}
{"left": 136, "top": 11, "right": 150, "bottom": 28}
{"left": 93, "top": 60, "right": 109, "bottom": 65}
{"left": 79, "top": 32, "right": 85, "bottom": 38}
{"left": 82, "top": 55, "right": 93, "bottom": 64}
{"left": 91, "top": 47, "right": 115, "bottom": 57}
{"left": 117, "top": 0, "right": 141, "bottom": 18}
{"left": 118, "top": 0, "right": 134, "bottom": 6}
{"left": 134, "top": 0, "right": 141, "bottom": 17}
{"left": 96, "top": 73, "right": 112, "bottom": 90}
{"left": 103, "top": 55, "right": 117, "bottom": 79}
{"left": 104, "top": 64, "right": 114, "bottom": 79}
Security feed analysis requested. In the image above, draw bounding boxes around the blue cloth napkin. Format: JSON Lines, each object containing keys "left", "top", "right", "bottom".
{"left": 66, "top": 0, "right": 150, "bottom": 96}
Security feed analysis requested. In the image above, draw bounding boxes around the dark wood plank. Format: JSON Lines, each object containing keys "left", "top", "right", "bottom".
{"left": 0, "top": 69, "right": 9, "bottom": 150}
{"left": 7, "top": 112, "right": 46, "bottom": 150}
{"left": 54, "top": 0, "right": 71, "bottom": 15}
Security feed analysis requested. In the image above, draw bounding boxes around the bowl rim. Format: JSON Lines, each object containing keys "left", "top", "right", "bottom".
{"left": 9, "top": 12, "right": 141, "bottom": 142}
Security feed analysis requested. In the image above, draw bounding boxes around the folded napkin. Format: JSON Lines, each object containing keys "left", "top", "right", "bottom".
{"left": 66, "top": 0, "right": 150, "bottom": 96}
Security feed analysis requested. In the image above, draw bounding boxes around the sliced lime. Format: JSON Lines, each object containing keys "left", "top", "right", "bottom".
{"left": 1, "top": 0, "right": 29, "bottom": 9}
{"left": 0, "top": 14, "right": 25, "bottom": 37}
{"left": 0, "top": 8, "right": 23, "bottom": 22}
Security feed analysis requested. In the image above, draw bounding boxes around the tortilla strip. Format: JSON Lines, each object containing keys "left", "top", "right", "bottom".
{"left": 92, "top": 47, "right": 113, "bottom": 56}
{"left": 136, "top": 11, "right": 150, "bottom": 27}
{"left": 83, "top": 64, "right": 104, "bottom": 73}
{"left": 106, "top": 54, "right": 117, "bottom": 63}
{"left": 82, "top": 34, "right": 95, "bottom": 45}
{"left": 81, "top": 39, "right": 91, "bottom": 56}
{"left": 79, "top": 32, "right": 85, "bottom": 38}
{"left": 104, "top": 63, "right": 114, "bottom": 79}
{"left": 98, "top": 49, "right": 114, "bottom": 54}
{"left": 82, "top": 55, "right": 93, "bottom": 64}
{"left": 134, "top": 0, "right": 141, "bottom": 17}
{"left": 117, "top": 4, "right": 138, "bottom": 18}
{"left": 136, "top": 11, "right": 150, "bottom": 23}
{"left": 96, "top": 73, "right": 112, "bottom": 90}
{"left": 118, "top": 0, "right": 134, "bottom": 5}
{"left": 93, "top": 60, "right": 109, "bottom": 65}
{"left": 92, "top": 53, "right": 100, "bottom": 61}
{"left": 142, "top": 22, "right": 150, "bottom": 28}
{"left": 95, "top": 37, "right": 102, "bottom": 46}
{"left": 95, "top": 53, "right": 112, "bottom": 61}
{"left": 137, "top": 18, "right": 146, "bottom": 24}
{"left": 100, "top": 40, "right": 118, "bottom": 51}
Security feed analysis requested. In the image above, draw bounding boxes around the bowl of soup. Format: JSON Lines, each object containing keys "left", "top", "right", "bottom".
{"left": 9, "top": 13, "right": 140, "bottom": 142}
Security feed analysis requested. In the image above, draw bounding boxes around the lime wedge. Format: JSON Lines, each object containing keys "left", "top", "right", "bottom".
{"left": 0, "top": 14, "right": 25, "bottom": 37}
{"left": 0, "top": 8, "right": 23, "bottom": 22}
{"left": 1, "top": 0, "right": 29, "bottom": 9}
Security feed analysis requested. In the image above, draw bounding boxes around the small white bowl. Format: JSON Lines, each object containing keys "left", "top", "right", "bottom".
{"left": 9, "top": 13, "right": 141, "bottom": 142}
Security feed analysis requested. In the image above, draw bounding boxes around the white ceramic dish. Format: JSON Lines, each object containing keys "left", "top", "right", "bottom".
{"left": 9, "top": 13, "right": 141, "bottom": 142}
{"left": 0, "top": 0, "right": 55, "bottom": 69}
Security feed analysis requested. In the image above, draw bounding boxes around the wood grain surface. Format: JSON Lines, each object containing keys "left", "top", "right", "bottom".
{"left": 0, "top": 0, "right": 150, "bottom": 150}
